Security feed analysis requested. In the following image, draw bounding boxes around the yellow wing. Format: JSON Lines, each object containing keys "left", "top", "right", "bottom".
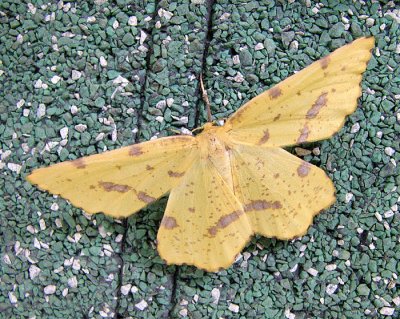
{"left": 157, "top": 158, "right": 252, "bottom": 272}
{"left": 230, "top": 143, "right": 335, "bottom": 239}
{"left": 224, "top": 37, "right": 374, "bottom": 147}
{"left": 27, "top": 136, "right": 197, "bottom": 218}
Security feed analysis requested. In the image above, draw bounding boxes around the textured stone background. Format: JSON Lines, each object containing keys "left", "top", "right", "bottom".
{"left": 0, "top": 0, "right": 399, "bottom": 318}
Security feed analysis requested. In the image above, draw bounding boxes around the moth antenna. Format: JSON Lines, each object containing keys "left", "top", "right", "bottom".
{"left": 199, "top": 73, "right": 212, "bottom": 122}
{"left": 168, "top": 128, "right": 182, "bottom": 135}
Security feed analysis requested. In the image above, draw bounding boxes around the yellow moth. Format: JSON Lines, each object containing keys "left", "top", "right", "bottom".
{"left": 27, "top": 37, "right": 374, "bottom": 271}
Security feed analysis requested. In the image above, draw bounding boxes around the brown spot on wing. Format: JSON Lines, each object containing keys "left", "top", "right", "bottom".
{"left": 269, "top": 86, "right": 282, "bottom": 99}
{"left": 188, "top": 207, "right": 195, "bottom": 213}
{"left": 243, "top": 200, "right": 282, "bottom": 212}
{"left": 297, "top": 162, "right": 311, "bottom": 177}
{"left": 168, "top": 170, "right": 185, "bottom": 178}
{"left": 297, "top": 124, "right": 310, "bottom": 144}
{"left": 129, "top": 145, "right": 143, "bottom": 156}
{"left": 99, "top": 181, "right": 132, "bottom": 193}
{"left": 161, "top": 216, "right": 178, "bottom": 229}
{"left": 137, "top": 191, "right": 156, "bottom": 203}
{"left": 306, "top": 92, "right": 328, "bottom": 119}
{"left": 257, "top": 129, "right": 270, "bottom": 145}
{"left": 72, "top": 158, "right": 86, "bottom": 169}
{"left": 146, "top": 165, "right": 154, "bottom": 171}
{"left": 208, "top": 210, "right": 244, "bottom": 236}
{"left": 320, "top": 56, "right": 330, "bottom": 69}
{"left": 273, "top": 114, "right": 281, "bottom": 122}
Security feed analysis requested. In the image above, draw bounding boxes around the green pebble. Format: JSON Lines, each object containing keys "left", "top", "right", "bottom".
{"left": 94, "top": 97, "right": 105, "bottom": 108}
{"left": 63, "top": 213, "right": 76, "bottom": 228}
{"left": 329, "top": 22, "right": 345, "bottom": 38}
{"left": 122, "top": 33, "right": 135, "bottom": 46}
{"left": 239, "top": 50, "right": 253, "bottom": 66}
{"left": 89, "top": 246, "right": 101, "bottom": 256}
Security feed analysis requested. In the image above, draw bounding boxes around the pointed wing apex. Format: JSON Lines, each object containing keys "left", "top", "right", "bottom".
{"left": 27, "top": 136, "right": 197, "bottom": 218}
{"left": 225, "top": 37, "right": 374, "bottom": 147}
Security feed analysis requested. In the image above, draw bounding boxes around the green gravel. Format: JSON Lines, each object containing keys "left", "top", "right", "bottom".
{"left": 1, "top": 0, "right": 399, "bottom": 318}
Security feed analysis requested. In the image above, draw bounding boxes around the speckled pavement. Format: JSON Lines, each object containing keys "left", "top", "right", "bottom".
{"left": 0, "top": 1, "right": 399, "bottom": 318}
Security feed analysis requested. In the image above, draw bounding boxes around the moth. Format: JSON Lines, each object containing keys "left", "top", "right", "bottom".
{"left": 27, "top": 37, "right": 374, "bottom": 271}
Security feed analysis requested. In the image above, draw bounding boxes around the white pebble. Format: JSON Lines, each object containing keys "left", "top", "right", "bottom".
{"left": 39, "top": 219, "right": 46, "bottom": 230}
{"left": 211, "top": 288, "right": 220, "bottom": 304}
{"left": 60, "top": 127, "right": 69, "bottom": 139}
{"left": 375, "top": 212, "right": 383, "bottom": 222}
{"left": 179, "top": 309, "right": 188, "bottom": 317}
{"left": 345, "top": 193, "right": 353, "bottom": 203}
{"left": 74, "top": 124, "right": 87, "bottom": 132}
{"left": 23, "top": 109, "right": 30, "bottom": 117}
{"left": 135, "top": 300, "right": 148, "bottom": 310}
{"left": 140, "top": 30, "right": 147, "bottom": 45}
{"left": 228, "top": 303, "right": 239, "bottom": 313}
{"left": 255, "top": 43, "right": 264, "bottom": 51}
{"left": 62, "top": 288, "right": 68, "bottom": 297}
{"left": 325, "top": 264, "right": 337, "bottom": 271}
{"left": 121, "top": 284, "right": 132, "bottom": 295}
{"left": 34, "top": 79, "right": 43, "bottom": 88}
{"left": 44, "top": 285, "right": 56, "bottom": 295}
{"left": 50, "top": 203, "right": 59, "bottom": 211}
{"left": 285, "top": 308, "right": 296, "bottom": 319}
{"left": 70, "top": 105, "right": 78, "bottom": 114}
{"left": 95, "top": 132, "right": 105, "bottom": 141}
{"left": 380, "top": 307, "right": 394, "bottom": 316}
{"left": 67, "top": 276, "right": 78, "bottom": 288}
{"left": 326, "top": 283, "right": 338, "bottom": 295}
{"left": 112, "top": 20, "right": 119, "bottom": 29}
{"left": 158, "top": 8, "right": 173, "bottom": 20}
{"left": 71, "top": 70, "right": 82, "bottom": 80}
{"left": 155, "top": 116, "right": 164, "bottom": 123}
{"left": 392, "top": 296, "right": 400, "bottom": 306}
{"left": 27, "top": 3, "right": 37, "bottom": 14}
{"left": 29, "top": 265, "right": 41, "bottom": 279}
{"left": 131, "top": 286, "right": 138, "bottom": 294}
{"left": 366, "top": 17, "right": 375, "bottom": 27}
{"left": 233, "top": 72, "right": 244, "bottom": 83}
{"left": 307, "top": 268, "right": 318, "bottom": 276}
{"left": 8, "top": 292, "right": 18, "bottom": 304}
{"left": 289, "top": 40, "right": 299, "bottom": 51}
{"left": 16, "top": 99, "right": 25, "bottom": 108}
{"left": 37, "top": 103, "right": 46, "bottom": 118}
{"left": 232, "top": 55, "right": 240, "bottom": 65}
{"left": 100, "top": 56, "right": 108, "bottom": 67}
{"left": 72, "top": 259, "right": 81, "bottom": 271}
{"left": 51, "top": 75, "right": 61, "bottom": 84}
{"left": 26, "top": 225, "right": 36, "bottom": 234}
{"left": 350, "top": 123, "right": 360, "bottom": 133}
{"left": 115, "top": 234, "right": 123, "bottom": 243}
{"left": 385, "top": 147, "right": 395, "bottom": 156}
{"left": 384, "top": 210, "right": 394, "bottom": 218}
{"left": 87, "top": 16, "right": 96, "bottom": 23}
{"left": 166, "top": 98, "right": 174, "bottom": 107}
{"left": 7, "top": 163, "right": 22, "bottom": 174}
{"left": 128, "top": 16, "right": 138, "bottom": 26}
{"left": 33, "top": 237, "right": 41, "bottom": 249}
{"left": 290, "top": 264, "right": 298, "bottom": 273}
